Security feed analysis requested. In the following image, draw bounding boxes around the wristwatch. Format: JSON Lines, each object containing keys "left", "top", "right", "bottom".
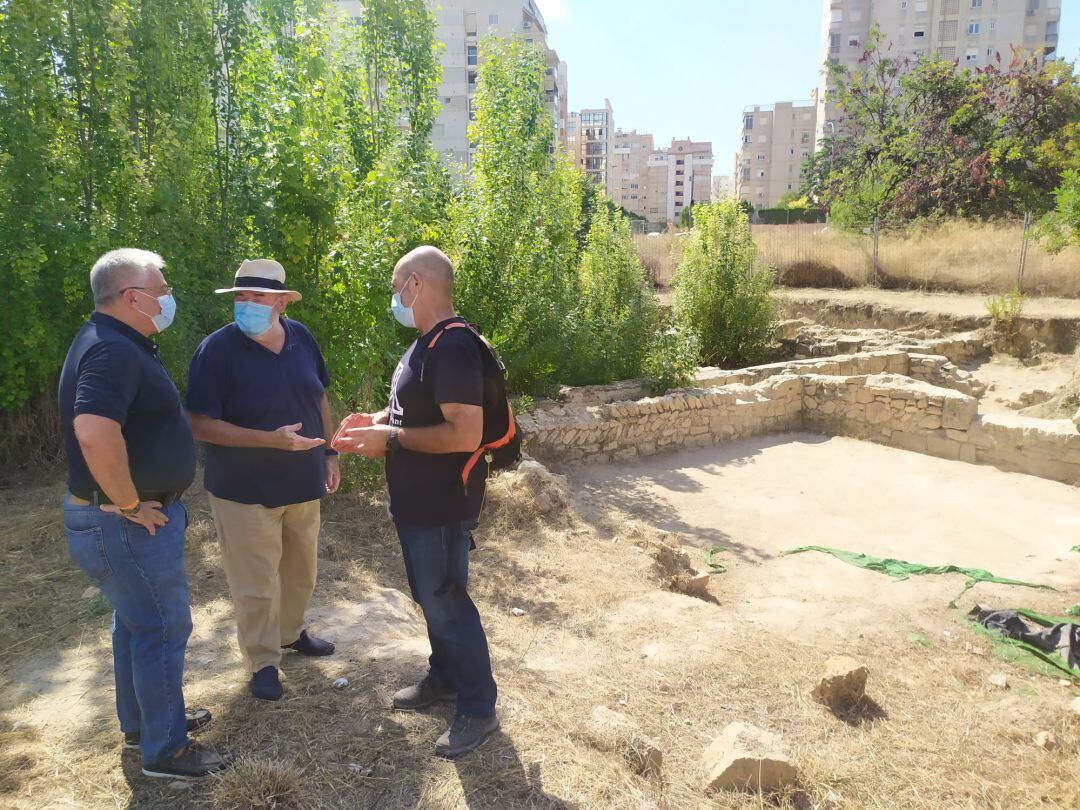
{"left": 119, "top": 501, "right": 141, "bottom": 518}
{"left": 386, "top": 427, "right": 401, "bottom": 455}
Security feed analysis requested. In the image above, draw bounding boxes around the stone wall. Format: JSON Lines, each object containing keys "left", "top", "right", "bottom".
{"left": 520, "top": 370, "right": 1080, "bottom": 487}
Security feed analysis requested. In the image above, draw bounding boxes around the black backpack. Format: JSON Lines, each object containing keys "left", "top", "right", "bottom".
{"left": 421, "top": 321, "right": 522, "bottom": 489}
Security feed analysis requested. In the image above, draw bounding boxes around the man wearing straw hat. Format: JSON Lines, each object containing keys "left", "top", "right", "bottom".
{"left": 186, "top": 259, "right": 338, "bottom": 701}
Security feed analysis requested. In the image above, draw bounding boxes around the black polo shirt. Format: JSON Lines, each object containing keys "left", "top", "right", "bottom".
{"left": 185, "top": 319, "right": 331, "bottom": 508}
{"left": 386, "top": 317, "right": 487, "bottom": 527}
{"left": 58, "top": 312, "right": 196, "bottom": 498}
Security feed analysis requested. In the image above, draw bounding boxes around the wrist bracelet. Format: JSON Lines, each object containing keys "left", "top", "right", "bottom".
{"left": 119, "top": 500, "right": 141, "bottom": 517}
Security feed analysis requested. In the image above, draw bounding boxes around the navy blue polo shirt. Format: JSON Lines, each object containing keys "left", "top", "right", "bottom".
{"left": 186, "top": 319, "right": 331, "bottom": 508}
{"left": 58, "top": 312, "right": 196, "bottom": 498}
{"left": 386, "top": 317, "right": 487, "bottom": 527}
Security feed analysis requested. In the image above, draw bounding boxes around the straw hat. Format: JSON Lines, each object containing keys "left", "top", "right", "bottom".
{"left": 214, "top": 259, "right": 302, "bottom": 301}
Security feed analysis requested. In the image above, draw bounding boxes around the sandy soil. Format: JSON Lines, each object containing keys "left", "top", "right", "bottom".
{"left": 571, "top": 434, "right": 1080, "bottom": 638}
{"left": 774, "top": 288, "right": 1080, "bottom": 321}
{"left": 967, "top": 354, "right": 1079, "bottom": 416}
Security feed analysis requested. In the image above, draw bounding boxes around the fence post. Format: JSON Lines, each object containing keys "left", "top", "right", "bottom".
{"left": 871, "top": 218, "right": 880, "bottom": 286}
{"left": 1017, "top": 211, "right": 1031, "bottom": 292}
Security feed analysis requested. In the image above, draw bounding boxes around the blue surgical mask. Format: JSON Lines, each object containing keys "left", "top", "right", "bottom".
{"left": 234, "top": 300, "right": 274, "bottom": 337}
{"left": 391, "top": 275, "right": 419, "bottom": 329}
{"left": 135, "top": 290, "right": 177, "bottom": 333}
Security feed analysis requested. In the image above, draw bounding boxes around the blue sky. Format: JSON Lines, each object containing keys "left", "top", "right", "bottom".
{"left": 536, "top": 0, "right": 1080, "bottom": 176}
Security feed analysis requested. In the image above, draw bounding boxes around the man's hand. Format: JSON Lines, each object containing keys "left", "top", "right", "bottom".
{"left": 272, "top": 423, "right": 325, "bottom": 451}
{"left": 325, "top": 456, "right": 341, "bottom": 493}
{"left": 101, "top": 500, "right": 169, "bottom": 536}
{"left": 336, "top": 424, "right": 392, "bottom": 458}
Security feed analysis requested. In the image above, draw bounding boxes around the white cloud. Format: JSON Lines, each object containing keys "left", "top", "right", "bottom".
{"left": 535, "top": 0, "right": 570, "bottom": 24}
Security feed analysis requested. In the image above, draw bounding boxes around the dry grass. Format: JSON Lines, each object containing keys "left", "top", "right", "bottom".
{"left": 1, "top": 469, "right": 1078, "bottom": 808}
{"left": 632, "top": 231, "right": 684, "bottom": 287}
{"left": 753, "top": 221, "right": 1080, "bottom": 297}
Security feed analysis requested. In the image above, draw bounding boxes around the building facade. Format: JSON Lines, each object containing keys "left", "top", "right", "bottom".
{"left": 337, "top": 1, "right": 569, "bottom": 169}
{"left": 815, "top": 0, "right": 1063, "bottom": 143}
{"left": 711, "top": 174, "right": 734, "bottom": 200}
{"left": 608, "top": 129, "right": 655, "bottom": 219}
{"left": 643, "top": 138, "right": 714, "bottom": 224}
{"left": 736, "top": 100, "right": 818, "bottom": 209}
{"left": 567, "top": 100, "right": 616, "bottom": 193}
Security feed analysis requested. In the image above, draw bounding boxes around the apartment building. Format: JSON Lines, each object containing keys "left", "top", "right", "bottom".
{"left": 608, "top": 129, "right": 655, "bottom": 219}
{"left": 711, "top": 175, "right": 734, "bottom": 200}
{"left": 736, "top": 100, "right": 818, "bottom": 209}
{"left": 337, "top": 1, "right": 568, "bottom": 168}
{"left": 567, "top": 100, "right": 616, "bottom": 193}
{"left": 815, "top": 0, "right": 1063, "bottom": 142}
{"left": 644, "top": 139, "right": 714, "bottom": 224}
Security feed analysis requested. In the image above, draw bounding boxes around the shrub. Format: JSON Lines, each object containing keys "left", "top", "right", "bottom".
{"left": 643, "top": 322, "right": 700, "bottom": 396}
{"left": 672, "top": 200, "right": 778, "bottom": 368}
{"left": 565, "top": 205, "right": 657, "bottom": 385}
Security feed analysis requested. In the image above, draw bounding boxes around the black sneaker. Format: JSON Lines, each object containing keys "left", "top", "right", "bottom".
{"left": 392, "top": 676, "right": 457, "bottom": 711}
{"left": 141, "top": 742, "right": 228, "bottom": 779}
{"left": 250, "top": 665, "right": 283, "bottom": 701}
{"left": 123, "top": 709, "right": 213, "bottom": 749}
{"left": 281, "top": 629, "right": 335, "bottom": 657}
{"left": 435, "top": 713, "right": 500, "bottom": 758}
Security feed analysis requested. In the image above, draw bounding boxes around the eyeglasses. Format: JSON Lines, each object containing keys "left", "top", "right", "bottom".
{"left": 121, "top": 285, "right": 173, "bottom": 296}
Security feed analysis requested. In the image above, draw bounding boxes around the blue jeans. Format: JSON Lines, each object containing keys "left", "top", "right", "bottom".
{"left": 63, "top": 496, "right": 193, "bottom": 765}
{"left": 395, "top": 521, "right": 497, "bottom": 718}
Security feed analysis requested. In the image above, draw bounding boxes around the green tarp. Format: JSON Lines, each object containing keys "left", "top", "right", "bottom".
{"left": 783, "top": 545, "right": 1054, "bottom": 606}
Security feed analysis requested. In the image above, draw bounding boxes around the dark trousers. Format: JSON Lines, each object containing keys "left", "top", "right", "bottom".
{"left": 394, "top": 521, "right": 497, "bottom": 718}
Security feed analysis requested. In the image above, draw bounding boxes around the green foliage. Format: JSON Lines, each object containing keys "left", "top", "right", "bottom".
{"left": 565, "top": 206, "right": 657, "bottom": 384}
{"left": 643, "top": 322, "right": 700, "bottom": 396}
{"left": 986, "top": 285, "right": 1026, "bottom": 332}
{"left": 812, "top": 27, "right": 1080, "bottom": 226}
{"left": 450, "top": 35, "right": 584, "bottom": 395}
{"left": 672, "top": 200, "right": 777, "bottom": 368}
{"left": 678, "top": 203, "right": 694, "bottom": 229}
{"left": 1040, "top": 169, "right": 1080, "bottom": 253}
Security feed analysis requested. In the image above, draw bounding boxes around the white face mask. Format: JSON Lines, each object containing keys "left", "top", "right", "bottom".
{"left": 133, "top": 289, "right": 177, "bottom": 333}
{"left": 391, "top": 275, "right": 420, "bottom": 328}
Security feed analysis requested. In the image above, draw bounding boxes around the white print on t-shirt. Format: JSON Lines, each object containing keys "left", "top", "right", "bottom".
{"left": 388, "top": 360, "right": 405, "bottom": 426}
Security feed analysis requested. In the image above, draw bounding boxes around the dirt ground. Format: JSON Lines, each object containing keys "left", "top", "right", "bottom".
{"left": 2, "top": 437, "right": 1079, "bottom": 809}
{"left": 773, "top": 288, "right": 1080, "bottom": 322}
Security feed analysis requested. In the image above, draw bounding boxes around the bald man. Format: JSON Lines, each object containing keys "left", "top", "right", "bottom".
{"left": 335, "top": 246, "right": 499, "bottom": 758}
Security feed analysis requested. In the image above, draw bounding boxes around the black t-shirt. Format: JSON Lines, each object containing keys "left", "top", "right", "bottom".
{"left": 185, "top": 319, "right": 331, "bottom": 508}
{"left": 386, "top": 317, "right": 487, "bottom": 527}
{"left": 58, "top": 312, "right": 196, "bottom": 497}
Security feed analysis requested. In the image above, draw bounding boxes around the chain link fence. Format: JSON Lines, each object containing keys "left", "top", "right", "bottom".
{"left": 633, "top": 217, "right": 1080, "bottom": 298}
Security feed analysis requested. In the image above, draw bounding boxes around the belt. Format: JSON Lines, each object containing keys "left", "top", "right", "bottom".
{"left": 69, "top": 490, "right": 183, "bottom": 508}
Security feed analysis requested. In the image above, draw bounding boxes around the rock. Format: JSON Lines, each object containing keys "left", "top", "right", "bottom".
{"left": 701, "top": 722, "right": 797, "bottom": 794}
{"left": 81, "top": 586, "right": 101, "bottom": 600}
{"left": 1073, "top": 407, "right": 1080, "bottom": 432}
{"left": 988, "top": 672, "right": 1010, "bottom": 689}
{"left": 510, "top": 607, "right": 526, "bottom": 617}
{"left": 1069, "top": 696, "right": 1080, "bottom": 716}
{"left": 533, "top": 491, "right": 554, "bottom": 513}
{"left": 585, "top": 706, "right": 663, "bottom": 777}
{"left": 168, "top": 780, "right": 192, "bottom": 791}
{"left": 811, "top": 656, "right": 868, "bottom": 710}
{"left": 333, "top": 677, "right": 349, "bottom": 689}
{"left": 683, "top": 571, "right": 711, "bottom": 598}
{"left": 1034, "top": 731, "right": 1058, "bottom": 751}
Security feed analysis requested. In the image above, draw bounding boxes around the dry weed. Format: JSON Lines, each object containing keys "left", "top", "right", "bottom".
{"left": 212, "top": 758, "right": 308, "bottom": 809}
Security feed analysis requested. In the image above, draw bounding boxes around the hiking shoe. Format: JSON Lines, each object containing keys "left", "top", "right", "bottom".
{"left": 392, "top": 677, "right": 457, "bottom": 711}
{"left": 249, "top": 666, "right": 283, "bottom": 701}
{"left": 141, "top": 742, "right": 228, "bottom": 779}
{"left": 281, "top": 629, "right": 335, "bottom": 657}
{"left": 123, "top": 708, "right": 212, "bottom": 749}
{"left": 435, "top": 713, "right": 500, "bottom": 759}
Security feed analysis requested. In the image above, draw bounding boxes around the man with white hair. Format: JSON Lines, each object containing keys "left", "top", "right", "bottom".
{"left": 58, "top": 249, "right": 226, "bottom": 779}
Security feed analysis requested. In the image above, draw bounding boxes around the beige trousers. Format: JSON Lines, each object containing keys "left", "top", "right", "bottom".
{"left": 209, "top": 495, "right": 321, "bottom": 673}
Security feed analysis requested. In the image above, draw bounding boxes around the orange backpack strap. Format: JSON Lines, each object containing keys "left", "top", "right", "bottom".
{"left": 460, "top": 399, "right": 517, "bottom": 489}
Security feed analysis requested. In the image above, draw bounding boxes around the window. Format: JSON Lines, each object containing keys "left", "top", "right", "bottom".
{"left": 801, "top": 149, "right": 810, "bottom": 158}
{"left": 849, "top": 36, "right": 860, "bottom": 47}
{"left": 971, "top": 0, "right": 982, "bottom": 6}
{"left": 676, "top": 159, "right": 684, "bottom": 165}
{"left": 968, "top": 22, "right": 980, "bottom": 35}
{"left": 901, "top": 0, "right": 908, "bottom": 8}
{"left": 940, "top": 19, "right": 958, "bottom": 41}
{"left": 468, "top": 98, "right": 476, "bottom": 121}
{"left": 830, "top": 33, "right": 841, "bottom": 52}
{"left": 1047, "top": 20, "right": 1059, "bottom": 36}
{"left": 757, "top": 154, "right": 767, "bottom": 161}
{"left": 830, "top": 9, "right": 842, "bottom": 22}
{"left": 966, "top": 48, "right": 979, "bottom": 61}
{"left": 800, "top": 131, "right": 810, "bottom": 144}
{"left": 742, "top": 135, "right": 752, "bottom": 145}
{"left": 757, "top": 170, "right": 765, "bottom": 178}
{"left": 915, "top": 0, "right": 928, "bottom": 11}
{"left": 914, "top": 28, "right": 926, "bottom": 38}
{"left": 525, "top": 38, "right": 533, "bottom": 45}
{"left": 468, "top": 70, "right": 477, "bottom": 86}
{"left": 758, "top": 134, "right": 767, "bottom": 143}
{"left": 987, "top": 47, "right": 995, "bottom": 55}
{"left": 488, "top": 13, "right": 498, "bottom": 25}
{"left": 467, "top": 45, "right": 478, "bottom": 66}
{"left": 630, "top": 183, "right": 639, "bottom": 189}
{"left": 989, "top": 19, "right": 996, "bottom": 31}
{"left": 1028, "top": 0, "right": 1039, "bottom": 10}
{"left": 675, "top": 181, "right": 684, "bottom": 187}
{"left": 743, "top": 115, "right": 754, "bottom": 130}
